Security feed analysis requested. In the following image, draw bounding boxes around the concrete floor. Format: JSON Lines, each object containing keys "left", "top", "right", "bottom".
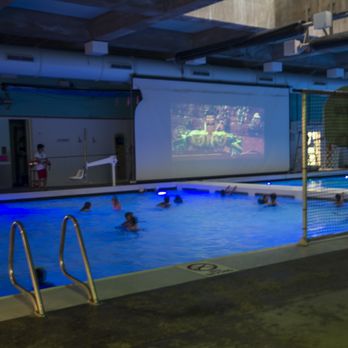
{"left": 1, "top": 248, "right": 348, "bottom": 348}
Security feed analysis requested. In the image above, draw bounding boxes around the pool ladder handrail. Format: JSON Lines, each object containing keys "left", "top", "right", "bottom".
{"left": 59, "top": 215, "right": 98, "bottom": 305}
{"left": 8, "top": 221, "right": 45, "bottom": 317}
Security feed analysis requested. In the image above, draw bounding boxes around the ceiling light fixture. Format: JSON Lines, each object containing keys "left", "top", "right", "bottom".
{"left": 84, "top": 41, "right": 109, "bottom": 56}
{"left": 313, "top": 11, "right": 333, "bottom": 30}
{"left": 283, "top": 39, "right": 303, "bottom": 56}
{"left": 185, "top": 57, "right": 207, "bottom": 66}
{"left": 263, "top": 61, "right": 283, "bottom": 73}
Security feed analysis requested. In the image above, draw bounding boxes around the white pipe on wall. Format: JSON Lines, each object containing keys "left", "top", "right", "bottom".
{"left": 0, "top": 44, "right": 347, "bottom": 90}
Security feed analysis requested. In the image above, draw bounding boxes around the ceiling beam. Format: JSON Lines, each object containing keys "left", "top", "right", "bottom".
{"left": 175, "top": 21, "right": 307, "bottom": 62}
{"left": 87, "top": 0, "right": 223, "bottom": 41}
{"left": 60, "top": 0, "right": 222, "bottom": 12}
{"left": 0, "top": 8, "right": 89, "bottom": 42}
{"left": 59, "top": 0, "right": 130, "bottom": 10}
{"left": 110, "top": 27, "right": 193, "bottom": 55}
{"left": 0, "top": 0, "right": 15, "bottom": 9}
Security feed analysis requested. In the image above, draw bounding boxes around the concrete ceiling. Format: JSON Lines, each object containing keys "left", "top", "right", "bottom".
{"left": 1, "top": 0, "right": 348, "bottom": 76}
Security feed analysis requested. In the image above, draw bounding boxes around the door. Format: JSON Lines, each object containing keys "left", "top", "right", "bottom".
{"left": 9, "top": 119, "right": 29, "bottom": 187}
{"left": 115, "top": 134, "right": 127, "bottom": 183}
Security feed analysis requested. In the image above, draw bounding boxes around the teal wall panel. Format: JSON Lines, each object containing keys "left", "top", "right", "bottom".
{"left": 0, "top": 87, "right": 141, "bottom": 119}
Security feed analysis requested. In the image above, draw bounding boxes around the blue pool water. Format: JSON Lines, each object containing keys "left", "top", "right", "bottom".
{"left": 259, "top": 175, "right": 348, "bottom": 189}
{"left": 0, "top": 190, "right": 304, "bottom": 296}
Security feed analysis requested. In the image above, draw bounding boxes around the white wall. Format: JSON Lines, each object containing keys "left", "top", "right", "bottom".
{"left": 31, "top": 118, "right": 132, "bottom": 187}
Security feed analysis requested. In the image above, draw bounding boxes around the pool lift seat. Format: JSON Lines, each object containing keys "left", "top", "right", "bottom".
{"left": 69, "top": 155, "right": 117, "bottom": 186}
{"left": 69, "top": 168, "right": 86, "bottom": 180}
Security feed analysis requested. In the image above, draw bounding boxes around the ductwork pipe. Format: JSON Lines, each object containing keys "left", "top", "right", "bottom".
{"left": 0, "top": 45, "right": 133, "bottom": 82}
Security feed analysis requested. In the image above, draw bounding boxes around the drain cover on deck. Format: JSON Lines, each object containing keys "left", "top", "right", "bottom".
{"left": 178, "top": 262, "right": 238, "bottom": 277}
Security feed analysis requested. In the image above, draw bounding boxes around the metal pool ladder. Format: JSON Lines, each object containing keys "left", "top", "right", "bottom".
{"left": 59, "top": 215, "right": 99, "bottom": 305}
{"left": 8, "top": 221, "right": 45, "bottom": 317}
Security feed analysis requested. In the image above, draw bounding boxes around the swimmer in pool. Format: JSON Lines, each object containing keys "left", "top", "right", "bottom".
{"left": 335, "top": 193, "right": 344, "bottom": 207}
{"left": 121, "top": 212, "right": 139, "bottom": 232}
{"left": 157, "top": 196, "right": 171, "bottom": 208}
{"left": 112, "top": 195, "right": 121, "bottom": 210}
{"left": 257, "top": 194, "right": 269, "bottom": 205}
{"left": 80, "top": 201, "right": 92, "bottom": 212}
{"left": 174, "top": 195, "right": 183, "bottom": 204}
{"left": 34, "top": 267, "right": 55, "bottom": 289}
{"left": 266, "top": 193, "right": 278, "bottom": 207}
{"left": 220, "top": 185, "right": 237, "bottom": 196}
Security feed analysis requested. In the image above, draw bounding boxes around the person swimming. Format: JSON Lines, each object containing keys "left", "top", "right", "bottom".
{"left": 112, "top": 195, "right": 121, "bottom": 210}
{"left": 257, "top": 194, "right": 269, "bottom": 205}
{"left": 121, "top": 212, "right": 139, "bottom": 232}
{"left": 157, "top": 195, "right": 171, "bottom": 208}
{"left": 266, "top": 193, "right": 278, "bottom": 207}
{"left": 174, "top": 195, "right": 183, "bottom": 204}
{"left": 220, "top": 185, "right": 237, "bottom": 196}
{"left": 335, "top": 193, "right": 344, "bottom": 207}
{"left": 80, "top": 201, "right": 92, "bottom": 212}
{"left": 34, "top": 267, "right": 54, "bottom": 289}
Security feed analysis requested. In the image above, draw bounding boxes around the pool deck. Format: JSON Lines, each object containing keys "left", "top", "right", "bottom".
{"left": 1, "top": 236, "right": 348, "bottom": 347}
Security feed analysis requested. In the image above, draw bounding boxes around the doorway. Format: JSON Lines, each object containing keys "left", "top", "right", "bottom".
{"left": 9, "top": 119, "right": 29, "bottom": 187}
{"left": 115, "top": 134, "right": 127, "bottom": 183}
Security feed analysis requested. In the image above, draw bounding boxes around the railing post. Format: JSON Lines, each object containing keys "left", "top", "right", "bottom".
{"left": 8, "top": 221, "right": 45, "bottom": 317}
{"left": 299, "top": 92, "right": 309, "bottom": 246}
{"left": 59, "top": 215, "right": 98, "bottom": 305}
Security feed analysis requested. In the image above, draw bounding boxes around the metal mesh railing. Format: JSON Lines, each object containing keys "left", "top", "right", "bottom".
{"left": 300, "top": 89, "right": 348, "bottom": 242}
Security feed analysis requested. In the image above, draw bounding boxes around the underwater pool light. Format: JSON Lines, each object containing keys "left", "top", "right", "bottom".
{"left": 345, "top": 176, "right": 348, "bottom": 179}
{"left": 157, "top": 191, "right": 167, "bottom": 196}
{"left": 267, "top": 182, "right": 271, "bottom": 185}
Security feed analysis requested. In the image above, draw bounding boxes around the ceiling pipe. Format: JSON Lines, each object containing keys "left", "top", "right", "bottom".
{"left": 309, "top": 32, "right": 348, "bottom": 50}
{"left": 175, "top": 21, "right": 309, "bottom": 63}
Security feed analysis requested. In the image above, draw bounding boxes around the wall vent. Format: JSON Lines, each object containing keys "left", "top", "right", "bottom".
{"left": 110, "top": 63, "right": 132, "bottom": 70}
{"left": 6, "top": 54, "right": 34, "bottom": 62}
{"left": 192, "top": 70, "right": 210, "bottom": 77}
{"left": 314, "top": 81, "right": 326, "bottom": 86}
{"left": 258, "top": 76, "right": 274, "bottom": 82}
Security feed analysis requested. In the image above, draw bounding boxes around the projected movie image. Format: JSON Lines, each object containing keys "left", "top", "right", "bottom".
{"left": 171, "top": 103, "right": 264, "bottom": 159}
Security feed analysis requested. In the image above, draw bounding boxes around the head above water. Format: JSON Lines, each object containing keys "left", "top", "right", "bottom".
{"left": 35, "top": 267, "right": 47, "bottom": 283}
{"left": 125, "top": 211, "right": 134, "bottom": 219}
{"left": 270, "top": 193, "right": 277, "bottom": 202}
{"left": 335, "top": 193, "right": 342, "bottom": 201}
{"left": 174, "top": 195, "right": 183, "bottom": 203}
{"left": 81, "top": 202, "right": 92, "bottom": 211}
{"left": 257, "top": 194, "right": 269, "bottom": 204}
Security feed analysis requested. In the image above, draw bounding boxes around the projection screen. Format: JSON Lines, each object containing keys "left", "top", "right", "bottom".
{"left": 134, "top": 78, "right": 289, "bottom": 181}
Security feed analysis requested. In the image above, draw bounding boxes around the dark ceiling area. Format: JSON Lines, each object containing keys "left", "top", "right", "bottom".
{"left": 1, "top": 0, "right": 348, "bottom": 76}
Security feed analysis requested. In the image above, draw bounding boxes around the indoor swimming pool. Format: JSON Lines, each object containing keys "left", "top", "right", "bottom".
{"left": 1, "top": 189, "right": 303, "bottom": 296}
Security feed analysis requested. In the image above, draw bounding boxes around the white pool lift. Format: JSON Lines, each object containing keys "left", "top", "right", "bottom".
{"left": 69, "top": 155, "right": 118, "bottom": 186}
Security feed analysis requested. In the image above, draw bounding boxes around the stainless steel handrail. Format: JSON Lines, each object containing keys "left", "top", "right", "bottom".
{"left": 8, "top": 221, "right": 45, "bottom": 317}
{"left": 59, "top": 215, "right": 98, "bottom": 304}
